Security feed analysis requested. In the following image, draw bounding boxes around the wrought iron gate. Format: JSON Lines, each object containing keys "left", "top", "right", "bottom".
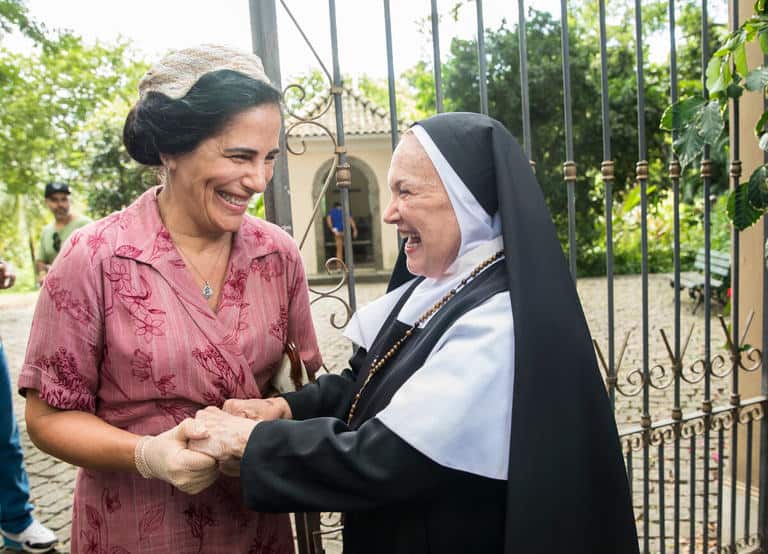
{"left": 250, "top": 1, "right": 768, "bottom": 552}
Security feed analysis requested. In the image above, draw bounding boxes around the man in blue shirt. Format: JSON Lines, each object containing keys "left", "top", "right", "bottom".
{"left": 326, "top": 202, "right": 357, "bottom": 266}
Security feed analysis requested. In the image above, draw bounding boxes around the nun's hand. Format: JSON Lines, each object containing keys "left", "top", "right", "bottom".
{"left": 222, "top": 397, "right": 292, "bottom": 421}
{"left": 189, "top": 407, "right": 258, "bottom": 462}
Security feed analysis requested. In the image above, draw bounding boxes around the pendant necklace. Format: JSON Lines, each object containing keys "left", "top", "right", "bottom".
{"left": 346, "top": 250, "right": 504, "bottom": 425}
{"left": 174, "top": 236, "right": 230, "bottom": 301}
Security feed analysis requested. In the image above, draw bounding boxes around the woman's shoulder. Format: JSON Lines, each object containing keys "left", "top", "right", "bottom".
{"left": 239, "top": 215, "right": 300, "bottom": 258}
{"left": 57, "top": 208, "right": 135, "bottom": 268}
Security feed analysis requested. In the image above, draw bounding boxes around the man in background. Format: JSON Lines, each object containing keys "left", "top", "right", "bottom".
{"left": 326, "top": 201, "right": 357, "bottom": 266}
{"left": 35, "top": 182, "right": 91, "bottom": 286}
{"left": 0, "top": 259, "right": 58, "bottom": 553}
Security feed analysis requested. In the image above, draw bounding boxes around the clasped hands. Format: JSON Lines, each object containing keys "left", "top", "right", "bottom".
{"left": 136, "top": 397, "right": 291, "bottom": 494}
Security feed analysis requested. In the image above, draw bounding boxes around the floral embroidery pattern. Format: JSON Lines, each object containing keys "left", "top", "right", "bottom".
{"left": 104, "top": 259, "right": 166, "bottom": 343}
{"left": 155, "top": 401, "right": 194, "bottom": 424}
{"left": 45, "top": 277, "right": 94, "bottom": 325}
{"left": 100, "top": 343, "right": 130, "bottom": 400}
{"left": 149, "top": 229, "right": 175, "bottom": 262}
{"left": 192, "top": 345, "right": 245, "bottom": 405}
{"left": 78, "top": 488, "right": 130, "bottom": 554}
{"left": 247, "top": 516, "right": 291, "bottom": 554}
{"left": 131, "top": 348, "right": 176, "bottom": 396}
{"left": 37, "top": 347, "right": 94, "bottom": 412}
{"left": 268, "top": 305, "right": 289, "bottom": 343}
{"left": 115, "top": 245, "right": 143, "bottom": 258}
{"left": 86, "top": 230, "right": 107, "bottom": 261}
{"left": 219, "top": 267, "right": 249, "bottom": 309}
{"left": 218, "top": 302, "right": 250, "bottom": 351}
{"left": 249, "top": 254, "right": 285, "bottom": 283}
{"left": 241, "top": 220, "right": 270, "bottom": 246}
{"left": 183, "top": 503, "right": 217, "bottom": 554}
{"left": 61, "top": 232, "right": 82, "bottom": 259}
{"left": 138, "top": 503, "right": 166, "bottom": 543}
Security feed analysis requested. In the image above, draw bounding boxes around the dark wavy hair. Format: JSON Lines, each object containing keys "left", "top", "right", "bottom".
{"left": 123, "top": 69, "right": 282, "bottom": 166}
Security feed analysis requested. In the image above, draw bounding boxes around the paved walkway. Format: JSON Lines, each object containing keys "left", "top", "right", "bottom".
{"left": 0, "top": 274, "right": 751, "bottom": 553}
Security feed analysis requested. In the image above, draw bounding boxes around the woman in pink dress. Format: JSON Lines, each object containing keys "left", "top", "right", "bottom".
{"left": 19, "top": 45, "right": 322, "bottom": 553}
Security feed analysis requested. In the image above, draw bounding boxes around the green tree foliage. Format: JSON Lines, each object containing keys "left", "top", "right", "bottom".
{"left": 405, "top": 2, "right": 726, "bottom": 276}
{"left": 0, "top": 0, "right": 48, "bottom": 46}
{"left": 79, "top": 97, "right": 156, "bottom": 219}
{"left": 665, "top": 0, "right": 768, "bottom": 234}
{"left": 0, "top": 26, "right": 148, "bottom": 275}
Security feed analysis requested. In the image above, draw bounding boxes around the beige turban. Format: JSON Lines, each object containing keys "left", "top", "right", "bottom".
{"left": 138, "top": 44, "right": 272, "bottom": 100}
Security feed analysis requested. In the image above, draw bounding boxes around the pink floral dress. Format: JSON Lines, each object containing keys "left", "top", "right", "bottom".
{"left": 19, "top": 187, "right": 322, "bottom": 554}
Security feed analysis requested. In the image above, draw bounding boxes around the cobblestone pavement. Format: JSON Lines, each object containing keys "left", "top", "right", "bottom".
{"left": 0, "top": 274, "right": 755, "bottom": 553}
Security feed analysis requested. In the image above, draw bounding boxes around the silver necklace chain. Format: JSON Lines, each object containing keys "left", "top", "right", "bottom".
{"left": 173, "top": 236, "right": 230, "bottom": 300}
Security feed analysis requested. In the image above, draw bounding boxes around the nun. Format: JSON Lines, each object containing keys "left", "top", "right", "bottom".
{"left": 189, "top": 112, "right": 639, "bottom": 554}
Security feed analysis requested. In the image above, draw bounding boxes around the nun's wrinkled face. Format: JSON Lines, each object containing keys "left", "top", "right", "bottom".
{"left": 384, "top": 133, "right": 461, "bottom": 279}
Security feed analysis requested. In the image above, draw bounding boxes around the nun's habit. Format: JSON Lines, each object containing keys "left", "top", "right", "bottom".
{"left": 240, "top": 113, "right": 639, "bottom": 554}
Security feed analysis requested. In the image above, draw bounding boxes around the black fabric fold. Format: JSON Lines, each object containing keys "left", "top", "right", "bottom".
{"left": 387, "top": 112, "right": 640, "bottom": 553}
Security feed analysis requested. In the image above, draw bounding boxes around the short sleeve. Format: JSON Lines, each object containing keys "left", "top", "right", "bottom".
{"left": 19, "top": 229, "right": 104, "bottom": 413}
{"left": 285, "top": 243, "right": 322, "bottom": 374}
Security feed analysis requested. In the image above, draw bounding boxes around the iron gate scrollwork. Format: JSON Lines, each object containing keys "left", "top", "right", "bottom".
{"left": 253, "top": 1, "right": 768, "bottom": 553}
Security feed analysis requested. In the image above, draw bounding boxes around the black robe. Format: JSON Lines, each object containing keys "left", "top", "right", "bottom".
{"left": 241, "top": 261, "right": 509, "bottom": 554}
{"left": 243, "top": 112, "right": 638, "bottom": 554}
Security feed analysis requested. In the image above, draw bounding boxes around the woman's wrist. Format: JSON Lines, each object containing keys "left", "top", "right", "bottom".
{"left": 134, "top": 435, "right": 155, "bottom": 478}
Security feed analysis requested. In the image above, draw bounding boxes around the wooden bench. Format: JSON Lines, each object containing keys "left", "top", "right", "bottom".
{"left": 669, "top": 248, "right": 730, "bottom": 314}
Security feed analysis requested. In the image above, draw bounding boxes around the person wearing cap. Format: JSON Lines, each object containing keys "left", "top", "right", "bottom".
{"left": 0, "top": 259, "right": 58, "bottom": 553}
{"left": 188, "top": 113, "right": 639, "bottom": 553}
{"left": 35, "top": 182, "right": 91, "bottom": 286}
{"left": 19, "top": 45, "right": 321, "bottom": 552}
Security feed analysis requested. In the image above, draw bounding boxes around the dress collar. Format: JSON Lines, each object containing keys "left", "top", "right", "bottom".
{"left": 111, "top": 186, "right": 279, "bottom": 266}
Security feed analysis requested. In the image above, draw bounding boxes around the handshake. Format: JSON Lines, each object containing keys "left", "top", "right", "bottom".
{"left": 134, "top": 397, "right": 292, "bottom": 495}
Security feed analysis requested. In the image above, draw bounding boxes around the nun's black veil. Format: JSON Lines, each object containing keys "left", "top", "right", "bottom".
{"left": 389, "top": 113, "right": 639, "bottom": 553}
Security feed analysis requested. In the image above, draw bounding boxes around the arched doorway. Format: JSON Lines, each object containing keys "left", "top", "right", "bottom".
{"left": 312, "top": 156, "right": 382, "bottom": 273}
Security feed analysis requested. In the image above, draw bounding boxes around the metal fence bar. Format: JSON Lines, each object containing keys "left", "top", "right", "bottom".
{"left": 690, "top": 433, "right": 696, "bottom": 554}
{"left": 517, "top": 0, "right": 532, "bottom": 160}
{"left": 727, "top": 1, "right": 743, "bottom": 551}
{"left": 717, "top": 427, "right": 724, "bottom": 551}
{"left": 328, "top": 0, "right": 356, "bottom": 314}
{"left": 250, "top": 0, "right": 293, "bottom": 235}
{"left": 383, "top": 0, "right": 399, "bottom": 152}
{"left": 633, "top": 0, "right": 650, "bottom": 551}
{"left": 659, "top": 442, "right": 666, "bottom": 554}
{"left": 745, "top": 420, "right": 753, "bottom": 539}
{"left": 597, "top": 0, "right": 615, "bottom": 409}
{"left": 761, "top": 212, "right": 768, "bottom": 550}
{"left": 430, "top": 0, "right": 444, "bottom": 113}
{"left": 667, "top": 3, "right": 682, "bottom": 552}
{"left": 560, "top": 0, "right": 576, "bottom": 280}
{"left": 475, "top": 0, "right": 488, "bottom": 115}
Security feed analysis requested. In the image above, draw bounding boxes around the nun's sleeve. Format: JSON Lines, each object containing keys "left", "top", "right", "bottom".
{"left": 281, "top": 346, "right": 367, "bottom": 420}
{"left": 240, "top": 416, "right": 450, "bottom": 512}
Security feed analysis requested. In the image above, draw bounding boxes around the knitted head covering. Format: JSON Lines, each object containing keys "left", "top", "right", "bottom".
{"left": 138, "top": 44, "right": 272, "bottom": 100}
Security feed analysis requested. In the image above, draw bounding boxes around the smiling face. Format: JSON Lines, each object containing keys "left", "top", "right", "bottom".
{"left": 162, "top": 103, "right": 282, "bottom": 235}
{"left": 383, "top": 133, "right": 461, "bottom": 279}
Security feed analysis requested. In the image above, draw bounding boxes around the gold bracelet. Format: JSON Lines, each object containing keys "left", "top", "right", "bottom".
{"left": 134, "top": 436, "right": 154, "bottom": 479}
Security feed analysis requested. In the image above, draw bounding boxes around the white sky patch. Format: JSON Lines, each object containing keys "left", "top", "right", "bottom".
{"left": 3, "top": 0, "right": 728, "bottom": 82}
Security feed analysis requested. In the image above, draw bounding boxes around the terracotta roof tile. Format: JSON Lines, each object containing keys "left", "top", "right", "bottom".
{"left": 286, "top": 86, "right": 409, "bottom": 138}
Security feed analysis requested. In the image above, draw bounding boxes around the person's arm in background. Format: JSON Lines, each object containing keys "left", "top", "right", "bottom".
{"left": 35, "top": 234, "right": 49, "bottom": 287}
{"left": 349, "top": 216, "right": 358, "bottom": 240}
{"left": 0, "top": 259, "right": 16, "bottom": 289}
